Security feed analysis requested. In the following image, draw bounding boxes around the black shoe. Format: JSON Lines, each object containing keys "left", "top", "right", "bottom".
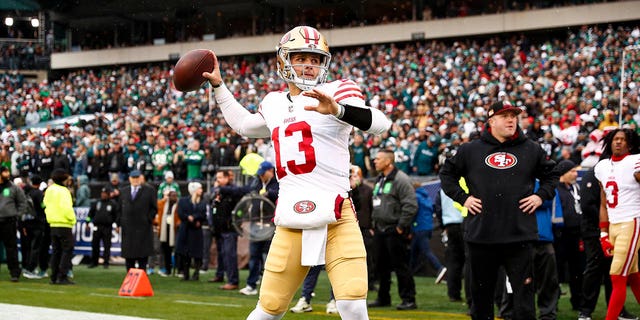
{"left": 396, "top": 301, "right": 417, "bottom": 310}
{"left": 449, "top": 297, "right": 463, "bottom": 302}
{"left": 55, "top": 278, "right": 75, "bottom": 285}
{"left": 10, "top": 276, "right": 19, "bottom": 282}
{"left": 578, "top": 312, "right": 592, "bottom": 320}
{"left": 103, "top": 264, "right": 109, "bottom": 269}
{"left": 87, "top": 264, "right": 98, "bottom": 269}
{"left": 619, "top": 310, "right": 639, "bottom": 320}
{"left": 368, "top": 300, "right": 391, "bottom": 308}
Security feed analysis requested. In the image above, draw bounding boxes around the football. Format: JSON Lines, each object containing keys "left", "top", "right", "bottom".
{"left": 172, "top": 49, "right": 216, "bottom": 92}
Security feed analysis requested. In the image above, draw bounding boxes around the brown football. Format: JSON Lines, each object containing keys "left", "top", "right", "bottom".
{"left": 172, "top": 49, "right": 215, "bottom": 92}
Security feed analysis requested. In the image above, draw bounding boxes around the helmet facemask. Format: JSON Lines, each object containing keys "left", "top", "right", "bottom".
{"left": 276, "top": 26, "right": 331, "bottom": 91}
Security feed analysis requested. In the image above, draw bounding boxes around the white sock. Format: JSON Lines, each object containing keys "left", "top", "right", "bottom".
{"left": 246, "top": 304, "right": 284, "bottom": 320}
{"left": 336, "top": 299, "right": 369, "bottom": 320}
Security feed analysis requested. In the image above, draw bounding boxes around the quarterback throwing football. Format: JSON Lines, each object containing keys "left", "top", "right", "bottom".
{"left": 203, "top": 26, "right": 391, "bottom": 320}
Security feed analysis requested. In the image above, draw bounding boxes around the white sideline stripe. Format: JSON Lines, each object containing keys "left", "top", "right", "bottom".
{"left": 0, "top": 303, "right": 161, "bottom": 320}
{"left": 174, "top": 299, "right": 242, "bottom": 307}
{"left": 17, "top": 288, "right": 66, "bottom": 294}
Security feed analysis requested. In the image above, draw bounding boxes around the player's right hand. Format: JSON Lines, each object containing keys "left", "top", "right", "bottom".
{"left": 463, "top": 195, "right": 482, "bottom": 215}
{"left": 202, "top": 50, "right": 223, "bottom": 87}
{"left": 600, "top": 233, "right": 614, "bottom": 258}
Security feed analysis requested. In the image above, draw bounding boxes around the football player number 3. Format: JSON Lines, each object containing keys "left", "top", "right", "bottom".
{"left": 272, "top": 121, "right": 317, "bottom": 179}
{"left": 604, "top": 181, "right": 619, "bottom": 208}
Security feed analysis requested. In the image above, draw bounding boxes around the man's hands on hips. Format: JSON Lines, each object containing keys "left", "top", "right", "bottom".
{"left": 519, "top": 194, "right": 542, "bottom": 214}
{"left": 464, "top": 194, "right": 543, "bottom": 215}
{"left": 464, "top": 195, "right": 482, "bottom": 215}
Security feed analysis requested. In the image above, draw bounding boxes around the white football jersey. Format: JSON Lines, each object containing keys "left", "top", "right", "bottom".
{"left": 258, "top": 79, "right": 365, "bottom": 196}
{"left": 594, "top": 154, "right": 640, "bottom": 223}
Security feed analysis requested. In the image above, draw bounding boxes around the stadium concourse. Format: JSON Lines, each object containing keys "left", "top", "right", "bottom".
{"left": 1, "top": 303, "right": 159, "bottom": 320}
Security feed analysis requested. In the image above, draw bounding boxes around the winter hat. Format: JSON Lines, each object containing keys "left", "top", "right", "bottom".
{"left": 188, "top": 182, "right": 202, "bottom": 195}
{"left": 556, "top": 160, "right": 577, "bottom": 176}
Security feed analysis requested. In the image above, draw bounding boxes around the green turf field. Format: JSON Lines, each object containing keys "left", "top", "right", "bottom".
{"left": 0, "top": 266, "right": 637, "bottom": 319}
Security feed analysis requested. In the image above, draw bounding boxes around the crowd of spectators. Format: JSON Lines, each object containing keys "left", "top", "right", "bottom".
{"left": 0, "top": 1, "right": 614, "bottom": 53}
{"left": 0, "top": 41, "right": 50, "bottom": 70}
{"left": 0, "top": 24, "right": 639, "bottom": 187}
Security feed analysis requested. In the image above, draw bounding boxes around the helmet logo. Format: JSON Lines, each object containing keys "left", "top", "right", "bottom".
{"left": 279, "top": 32, "right": 292, "bottom": 46}
{"left": 299, "top": 26, "right": 320, "bottom": 45}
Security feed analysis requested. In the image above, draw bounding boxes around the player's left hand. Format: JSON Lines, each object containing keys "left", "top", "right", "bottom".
{"left": 302, "top": 89, "right": 339, "bottom": 115}
{"left": 519, "top": 194, "right": 543, "bottom": 214}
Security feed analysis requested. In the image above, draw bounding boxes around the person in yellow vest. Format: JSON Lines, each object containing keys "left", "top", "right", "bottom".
{"left": 43, "top": 168, "right": 76, "bottom": 285}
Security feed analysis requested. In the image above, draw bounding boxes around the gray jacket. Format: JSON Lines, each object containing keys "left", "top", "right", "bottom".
{"left": 0, "top": 182, "right": 27, "bottom": 220}
{"left": 371, "top": 168, "right": 417, "bottom": 232}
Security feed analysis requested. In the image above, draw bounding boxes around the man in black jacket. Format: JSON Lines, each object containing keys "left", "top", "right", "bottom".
{"left": 440, "top": 101, "right": 559, "bottom": 320}
{"left": 0, "top": 166, "right": 28, "bottom": 282}
{"left": 369, "top": 149, "right": 418, "bottom": 311}
{"left": 87, "top": 187, "right": 119, "bottom": 268}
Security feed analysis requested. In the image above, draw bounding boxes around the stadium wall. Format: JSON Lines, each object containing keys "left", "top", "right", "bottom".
{"left": 50, "top": 1, "right": 640, "bottom": 70}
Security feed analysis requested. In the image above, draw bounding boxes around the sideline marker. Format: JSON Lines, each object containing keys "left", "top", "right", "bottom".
{"left": 118, "top": 268, "right": 154, "bottom": 297}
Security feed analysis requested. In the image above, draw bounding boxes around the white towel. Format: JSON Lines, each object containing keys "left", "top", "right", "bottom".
{"left": 301, "top": 225, "right": 328, "bottom": 266}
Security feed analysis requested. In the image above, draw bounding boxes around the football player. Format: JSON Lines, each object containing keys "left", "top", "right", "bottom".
{"left": 594, "top": 128, "right": 640, "bottom": 320}
{"left": 203, "top": 26, "right": 391, "bottom": 320}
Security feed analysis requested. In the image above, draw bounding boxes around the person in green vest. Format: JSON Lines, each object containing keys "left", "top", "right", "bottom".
{"left": 182, "top": 139, "right": 205, "bottom": 181}
{"left": 151, "top": 136, "right": 174, "bottom": 182}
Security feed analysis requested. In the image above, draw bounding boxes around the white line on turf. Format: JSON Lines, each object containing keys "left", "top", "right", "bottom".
{"left": 0, "top": 303, "right": 160, "bottom": 320}
{"left": 174, "top": 300, "right": 242, "bottom": 307}
{"left": 17, "top": 288, "right": 66, "bottom": 294}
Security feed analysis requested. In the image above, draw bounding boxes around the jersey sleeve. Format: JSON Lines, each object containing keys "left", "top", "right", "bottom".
{"left": 333, "top": 79, "right": 366, "bottom": 107}
{"left": 333, "top": 79, "right": 391, "bottom": 135}
{"left": 213, "top": 84, "right": 271, "bottom": 138}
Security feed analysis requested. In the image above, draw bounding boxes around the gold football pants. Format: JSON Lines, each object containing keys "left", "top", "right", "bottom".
{"left": 258, "top": 199, "right": 368, "bottom": 315}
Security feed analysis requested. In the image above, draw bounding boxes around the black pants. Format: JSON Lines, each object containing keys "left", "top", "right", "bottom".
{"left": 553, "top": 226, "right": 585, "bottom": 310}
{"left": 50, "top": 227, "right": 74, "bottom": 282}
{"left": 533, "top": 242, "right": 560, "bottom": 320}
{"left": 91, "top": 225, "right": 112, "bottom": 265}
{"left": 467, "top": 241, "right": 535, "bottom": 320}
{"left": 0, "top": 217, "right": 20, "bottom": 278}
{"left": 22, "top": 225, "right": 45, "bottom": 272}
{"left": 372, "top": 230, "right": 416, "bottom": 304}
{"left": 580, "top": 236, "right": 614, "bottom": 314}
{"left": 125, "top": 257, "right": 148, "bottom": 271}
{"left": 499, "top": 242, "right": 560, "bottom": 320}
{"left": 39, "top": 224, "right": 51, "bottom": 272}
{"left": 445, "top": 223, "right": 466, "bottom": 301}
{"left": 160, "top": 242, "right": 174, "bottom": 274}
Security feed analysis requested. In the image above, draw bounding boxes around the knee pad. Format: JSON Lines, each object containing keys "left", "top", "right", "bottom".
{"left": 328, "top": 258, "right": 368, "bottom": 300}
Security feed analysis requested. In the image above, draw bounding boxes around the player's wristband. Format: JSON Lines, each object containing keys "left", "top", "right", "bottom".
{"left": 334, "top": 103, "right": 345, "bottom": 119}
{"left": 339, "top": 103, "right": 373, "bottom": 131}
{"left": 599, "top": 221, "right": 610, "bottom": 229}
{"left": 212, "top": 82, "right": 222, "bottom": 88}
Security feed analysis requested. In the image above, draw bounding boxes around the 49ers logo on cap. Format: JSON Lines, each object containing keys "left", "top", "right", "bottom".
{"left": 485, "top": 152, "right": 518, "bottom": 169}
{"left": 293, "top": 200, "right": 316, "bottom": 214}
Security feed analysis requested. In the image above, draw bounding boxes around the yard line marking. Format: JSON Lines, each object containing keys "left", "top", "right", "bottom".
{"left": 89, "top": 293, "right": 145, "bottom": 299}
{"left": 174, "top": 300, "right": 242, "bottom": 308}
{"left": 17, "top": 288, "right": 66, "bottom": 294}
